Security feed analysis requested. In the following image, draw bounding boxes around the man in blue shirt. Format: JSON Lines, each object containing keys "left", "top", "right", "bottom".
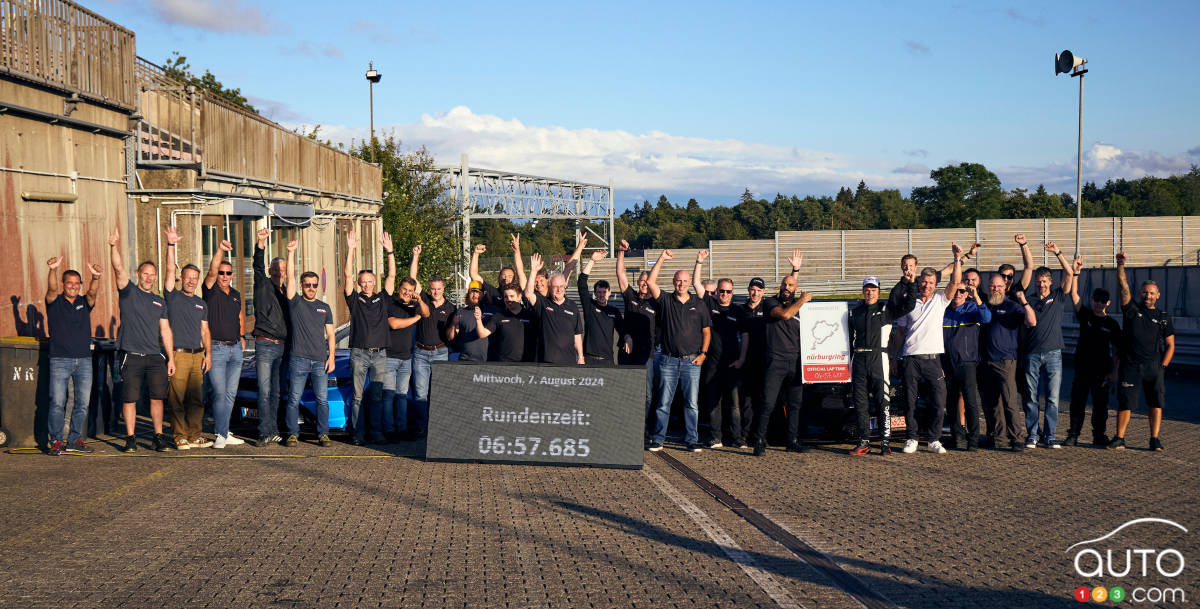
{"left": 1022, "top": 242, "right": 1075, "bottom": 449}
{"left": 942, "top": 279, "right": 992, "bottom": 450}
{"left": 43, "top": 255, "right": 101, "bottom": 455}
{"left": 981, "top": 273, "right": 1036, "bottom": 451}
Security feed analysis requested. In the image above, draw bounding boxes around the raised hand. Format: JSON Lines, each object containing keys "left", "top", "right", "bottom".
{"left": 108, "top": 225, "right": 120, "bottom": 247}
{"left": 952, "top": 242, "right": 963, "bottom": 258}
{"left": 87, "top": 263, "right": 102, "bottom": 277}
{"left": 380, "top": 232, "right": 394, "bottom": 253}
{"left": 474, "top": 243, "right": 486, "bottom": 255}
{"left": 696, "top": 250, "right": 709, "bottom": 263}
{"left": 165, "top": 225, "right": 182, "bottom": 245}
{"left": 346, "top": 230, "right": 358, "bottom": 249}
{"left": 1015, "top": 289, "right": 1028, "bottom": 304}
{"left": 659, "top": 249, "right": 674, "bottom": 261}
{"left": 218, "top": 239, "right": 233, "bottom": 253}
{"left": 798, "top": 290, "right": 813, "bottom": 304}
{"left": 286, "top": 240, "right": 298, "bottom": 254}
{"left": 967, "top": 242, "right": 981, "bottom": 257}
{"left": 1014, "top": 233, "right": 1027, "bottom": 246}
{"left": 412, "top": 244, "right": 422, "bottom": 257}
{"left": 509, "top": 233, "right": 520, "bottom": 252}
{"left": 618, "top": 239, "right": 629, "bottom": 253}
{"left": 529, "top": 253, "right": 544, "bottom": 273}
{"left": 47, "top": 256, "right": 63, "bottom": 269}
{"left": 590, "top": 250, "right": 607, "bottom": 262}
{"left": 256, "top": 227, "right": 269, "bottom": 246}
{"left": 1044, "top": 242, "right": 1060, "bottom": 255}
{"left": 1115, "top": 252, "right": 1127, "bottom": 266}
{"left": 1072, "top": 256, "right": 1084, "bottom": 273}
{"left": 787, "top": 249, "right": 803, "bottom": 270}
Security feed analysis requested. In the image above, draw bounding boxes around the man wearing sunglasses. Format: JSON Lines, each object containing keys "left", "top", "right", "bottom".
{"left": 203, "top": 236, "right": 246, "bottom": 449}
{"left": 284, "top": 240, "right": 336, "bottom": 447}
{"left": 692, "top": 250, "right": 744, "bottom": 449}
{"left": 1000, "top": 233, "right": 1036, "bottom": 297}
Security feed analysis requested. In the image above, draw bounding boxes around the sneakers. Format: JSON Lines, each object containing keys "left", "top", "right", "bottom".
{"left": 978, "top": 437, "right": 996, "bottom": 449}
{"left": 64, "top": 439, "right": 94, "bottom": 454}
{"left": 687, "top": 443, "right": 703, "bottom": 453}
{"left": 1106, "top": 437, "right": 1126, "bottom": 450}
{"left": 257, "top": 434, "right": 282, "bottom": 447}
{"left": 191, "top": 437, "right": 213, "bottom": 449}
{"left": 902, "top": 439, "right": 919, "bottom": 454}
{"left": 1025, "top": 441, "right": 1037, "bottom": 449}
{"left": 849, "top": 442, "right": 870, "bottom": 456}
{"left": 786, "top": 442, "right": 811, "bottom": 453}
{"left": 727, "top": 440, "right": 745, "bottom": 449}
{"left": 1048, "top": 441, "right": 1063, "bottom": 449}
{"left": 176, "top": 439, "right": 192, "bottom": 451}
{"left": 122, "top": 435, "right": 138, "bottom": 453}
{"left": 880, "top": 441, "right": 893, "bottom": 456}
{"left": 283, "top": 434, "right": 299, "bottom": 447}
{"left": 212, "top": 435, "right": 227, "bottom": 449}
{"left": 1092, "top": 435, "right": 1111, "bottom": 447}
{"left": 318, "top": 434, "right": 332, "bottom": 447}
{"left": 752, "top": 441, "right": 766, "bottom": 457}
{"left": 153, "top": 434, "right": 174, "bottom": 452}
{"left": 1063, "top": 434, "right": 1079, "bottom": 447}
{"left": 1010, "top": 442, "right": 1025, "bottom": 452}
{"left": 1150, "top": 437, "right": 1164, "bottom": 452}
{"left": 47, "top": 440, "right": 65, "bottom": 456}
{"left": 927, "top": 440, "right": 947, "bottom": 454}
{"left": 706, "top": 440, "right": 723, "bottom": 449}
{"left": 223, "top": 434, "right": 245, "bottom": 446}
{"left": 647, "top": 443, "right": 664, "bottom": 452}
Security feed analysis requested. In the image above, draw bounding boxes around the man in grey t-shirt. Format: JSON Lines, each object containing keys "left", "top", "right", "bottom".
{"left": 1022, "top": 242, "right": 1075, "bottom": 449}
{"left": 163, "top": 226, "right": 211, "bottom": 450}
{"left": 284, "top": 240, "right": 336, "bottom": 447}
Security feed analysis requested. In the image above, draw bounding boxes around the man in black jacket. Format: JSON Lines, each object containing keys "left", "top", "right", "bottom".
{"left": 252, "top": 228, "right": 292, "bottom": 447}
{"left": 848, "top": 276, "right": 895, "bottom": 455}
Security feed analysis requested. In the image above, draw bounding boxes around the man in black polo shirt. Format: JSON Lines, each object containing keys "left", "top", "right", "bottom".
{"left": 109, "top": 225, "right": 175, "bottom": 453}
{"left": 1109, "top": 253, "right": 1175, "bottom": 451}
{"left": 203, "top": 236, "right": 246, "bottom": 449}
{"left": 252, "top": 227, "right": 291, "bottom": 447}
{"left": 343, "top": 230, "right": 393, "bottom": 445}
{"left": 384, "top": 276, "right": 428, "bottom": 441}
{"left": 691, "top": 250, "right": 743, "bottom": 449}
{"left": 524, "top": 253, "right": 585, "bottom": 366}
{"left": 733, "top": 277, "right": 768, "bottom": 448}
{"left": 468, "top": 238, "right": 522, "bottom": 308}
{"left": 1021, "top": 242, "right": 1075, "bottom": 449}
{"left": 448, "top": 281, "right": 494, "bottom": 362}
{"left": 163, "top": 227, "right": 211, "bottom": 451}
{"left": 1066, "top": 257, "right": 1120, "bottom": 447}
{"left": 616, "top": 240, "right": 661, "bottom": 436}
{"left": 410, "top": 245, "right": 456, "bottom": 438}
{"left": 644, "top": 249, "right": 711, "bottom": 452}
{"left": 43, "top": 254, "right": 101, "bottom": 455}
{"left": 284, "top": 240, "right": 338, "bottom": 447}
{"left": 578, "top": 248, "right": 625, "bottom": 366}
{"left": 751, "top": 253, "right": 812, "bottom": 457}
{"left": 485, "top": 283, "right": 536, "bottom": 362}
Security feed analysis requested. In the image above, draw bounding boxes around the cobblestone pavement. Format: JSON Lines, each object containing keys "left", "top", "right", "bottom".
{"left": 2, "top": 367, "right": 1196, "bottom": 609}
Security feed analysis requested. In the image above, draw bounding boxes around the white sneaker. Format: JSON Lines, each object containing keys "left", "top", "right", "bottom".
{"left": 928, "top": 440, "right": 947, "bottom": 454}
{"left": 1025, "top": 441, "right": 1037, "bottom": 449}
{"left": 902, "top": 439, "right": 919, "bottom": 454}
{"left": 223, "top": 434, "right": 245, "bottom": 446}
{"left": 212, "top": 435, "right": 226, "bottom": 449}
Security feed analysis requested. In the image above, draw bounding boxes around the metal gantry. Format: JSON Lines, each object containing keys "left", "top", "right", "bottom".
{"left": 436, "top": 154, "right": 615, "bottom": 294}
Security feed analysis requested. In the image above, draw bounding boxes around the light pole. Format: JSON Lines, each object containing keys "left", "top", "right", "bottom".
{"left": 1056, "top": 50, "right": 1087, "bottom": 257}
{"left": 365, "top": 62, "right": 382, "bottom": 163}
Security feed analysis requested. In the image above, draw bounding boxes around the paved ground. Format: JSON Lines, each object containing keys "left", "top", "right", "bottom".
{"left": 2, "top": 365, "right": 1197, "bottom": 609}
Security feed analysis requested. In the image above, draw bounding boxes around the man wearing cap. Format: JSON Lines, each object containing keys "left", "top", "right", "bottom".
{"left": 752, "top": 251, "right": 811, "bottom": 457}
{"left": 692, "top": 251, "right": 745, "bottom": 449}
{"left": 847, "top": 276, "right": 895, "bottom": 455}
{"left": 578, "top": 246, "right": 626, "bottom": 366}
{"left": 448, "top": 280, "right": 494, "bottom": 362}
{"left": 732, "top": 276, "right": 768, "bottom": 449}
{"left": 892, "top": 243, "right": 963, "bottom": 454}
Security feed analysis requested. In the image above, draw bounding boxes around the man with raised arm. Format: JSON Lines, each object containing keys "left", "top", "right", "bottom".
{"left": 202, "top": 234, "right": 245, "bottom": 449}
{"left": 644, "top": 249, "right": 711, "bottom": 453}
{"left": 980, "top": 271, "right": 1036, "bottom": 451}
{"left": 892, "top": 243, "right": 963, "bottom": 455}
{"left": 163, "top": 227, "right": 211, "bottom": 451}
{"left": 750, "top": 250, "right": 811, "bottom": 457}
{"left": 1108, "top": 253, "right": 1174, "bottom": 451}
{"left": 1007, "top": 233, "right": 1036, "bottom": 296}
{"left": 447, "top": 281, "right": 494, "bottom": 362}
{"left": 1066, "top": 256, "right": 1120, "bottom": 447}
{"left": 577, "top": 237, "right": 624, "bottom": 366}
{"left": 616, "top": 239, "right": 660, "bottom": 435}
{"left": 343, "top": 230, "right": 393, "bottom": 445}
{"left": 109, "top": 225, "right": 175, "bottom": 453}
{"left": 383, "top": 270, "right": 428, "bottom": 442}
{"left": 1020, "top": 241, "right": 1075, "bottom": 450}
{"left": 692, "top": 250, "right": 744, "bottom": 449}
{"left": 284, "top": 240, "right": 337, "bottom": 447}
{"left": 43, "top": 254, "right": 101, "bottom": 455}
{"left": 468, "top": 236, "right": 521, "bottom": 308}
{"left": 251, "top": 227, "right": 291, "bottom": 447}
{"left": 732, "top": 276, "right": 768, "bottom": 449}
{"left": 410, "top": 244, "right": 456, "bottom": 438}
{"left": 524, "top": 253, "right": 585, "bottom": 365}
{"left": 941, "top": 269, "right": 992, "bottom": 451}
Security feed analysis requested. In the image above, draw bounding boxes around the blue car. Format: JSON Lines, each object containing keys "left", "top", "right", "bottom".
{"left": 235, "top": 349, "right": 356, "bottom": 430}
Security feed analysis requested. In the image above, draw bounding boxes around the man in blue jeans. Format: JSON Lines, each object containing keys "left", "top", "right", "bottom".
{"left": 1022, "top": 242, "right": 1075, "bottom": 449}
{"left": 343, "top": 229, "right": 394, "bottom": 445}
{"left": 644, "top": 249, "right": 711, "bottom": 452}
{"left": 203, "top": 237, "right": 246, "bottom": 449}
{"left": 384, "top": 274, "right": 427, "bottom": 441}
{"left": 283, "top": 240, "right": 336, "bottom": 446}
{"left": 408, "top": 244, "right": 456, "bottom": 438}
{"left": 43, "top": 254, "right": 102, "bottom": 455}
{"left": 252, "top": 227, "right": 292, "bottom": 447}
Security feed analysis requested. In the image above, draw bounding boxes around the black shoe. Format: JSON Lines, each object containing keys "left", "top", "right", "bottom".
{"left": 646, "top": 442, "right": 663, "bottom": 452}
{"left": 1092, "top": 434, "right": 1111, "bottom": 447}
{"left": 283, "top": 434, "right": 299, "bottom": 447}
{"left": 687, "top": 443, "right": 704, "bottom": 453}
{"left": 318, "top": 434, "right": 332, "bottom": 447}
{"left": 367, "top": 434, "right": 387, "bottom": 445}
{"left": 153, "top": 434, "right": 174, "bottom": 452}
{"left": 412, "top": 429, "right": 427, "bottom": 440}
{"left": 1010, "top": 442, "right": 1025, "bottom": 453}
{"left": 978, "top": 437, "right": 995, "bottom": 449}
{"left": 1150, "top": 437, "right": 1164, "bottom": 452}
{"left": 786, "top": 442, "right": 811, "bottom": 454}
{"left": 1106, "top": 437, "right": 1126, "bottom": 450}
{"left": 1063, "top": 434, "right": 1079, "bottom": 447}
{"left": 705, "top": 439, "right": 723, "bottom": 449}
{"left": 966, "top": 443, "right": 979, "bottom": 452}
{"left": 47, "top": 440, "right": 64, "bottom": 456}
{"left": 122, "top": 435, "right": 138, "bottom": 453}
{"left": 64, "top": 439, "right": 94, "bottom": 454}
{"left": 880, "top": 441, "right": 893, "bottom": 456}
{"left": 350, "top": 437, "right": 364, "bottom": 446}
{"left": 753, "top": 441, "right": 766, "bottom": 457}
{"left": 727, "top": 440, "right": 745, "bottom": 449}
{"left": 944, "top": 439, "right": 960, "bottom": 451}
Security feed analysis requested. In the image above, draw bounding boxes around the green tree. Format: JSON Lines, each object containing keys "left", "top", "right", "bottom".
{"left": 163, "top": 51, "right": 257, "bottom": 113}
{"left": 912, "top": 162, "right": 1004, "bottom": 228}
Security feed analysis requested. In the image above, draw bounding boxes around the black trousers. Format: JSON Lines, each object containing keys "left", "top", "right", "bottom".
{"left": 1117, "top": 361, "right": 1166, "bottom": 412}
{"left": 754, "top": 355, "right": 803, "bottom": 446}
{"left": 1069, "top": 360, "right": 1111, "bottom": 438}
{"left": 945, "top": 361, "right": 982, "bottom": 447}
{"left": 851, "top": 352, "right": 890, "bottom": 443}
{"left": 702, "top": 357, "right": 742, "bottom": 444}
{"left": 903, "top": 356, "right": 946, "bottom": 442}
{"left": 980, "top": 359, "right": 1023, "bottom": 445}
{"left": 739, "top": 360, "right": 765, "bottom": 444}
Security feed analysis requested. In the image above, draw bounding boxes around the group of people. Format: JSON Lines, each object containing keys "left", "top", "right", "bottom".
{"left": 42, "top": 226, "right": 1174, "bottom": 457}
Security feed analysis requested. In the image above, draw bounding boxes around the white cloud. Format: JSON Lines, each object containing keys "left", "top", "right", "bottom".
{"left": 149, "top": 0, "right": 275, "bottom": 35}
{"left": 305, "top": 106, "right": 935, "bottom": 199}
{"left": 996, "top": 142, "right": 1195, "bottom": 192}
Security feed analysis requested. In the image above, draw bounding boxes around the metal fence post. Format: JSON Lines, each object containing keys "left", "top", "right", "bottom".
{"left": 840, "top": 231, "right": 845, "bottom": 280}
{"left": 1044, "top": 218, "right": 1050, "bottom": 266}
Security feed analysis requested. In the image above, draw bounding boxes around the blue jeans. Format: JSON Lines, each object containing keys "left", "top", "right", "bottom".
{"left": 255, "top": 339, "right": 285, "bottom": 439}
{"left": 381, "top": 357, "right": 413, "bottom": 433}
{"left": 287, "top": 356, "right": 329, "bottom": 436}
{"left": 350, "top": 348, "right": 388, "bottom": 441}
{"left": 209, "top": 343, "right": 244, "bottom": 438}
{"left": 411, "top": 346, "right": 448, "bottom": 433}
{"left": 652, "top": 353, "right": 702, "bottom": 445}
{"left": 48, "top": 357, "right": 92, "bottom": 444}
{"left": 1023, "top": 349, "right": 1062, "bottom": 445}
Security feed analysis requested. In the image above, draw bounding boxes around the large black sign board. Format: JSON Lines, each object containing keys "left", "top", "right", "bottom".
{"left": 426, "top": 362, "right": 645, "bottom": 468}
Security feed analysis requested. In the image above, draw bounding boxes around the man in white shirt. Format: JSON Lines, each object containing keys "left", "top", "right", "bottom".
{"left": 893, "top": 243, "right": 963, "bottom": 454}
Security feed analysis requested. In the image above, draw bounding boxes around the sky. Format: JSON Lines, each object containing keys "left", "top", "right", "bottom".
{"left": 96, "top": 0, "right": 1200, "bottom": 208}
